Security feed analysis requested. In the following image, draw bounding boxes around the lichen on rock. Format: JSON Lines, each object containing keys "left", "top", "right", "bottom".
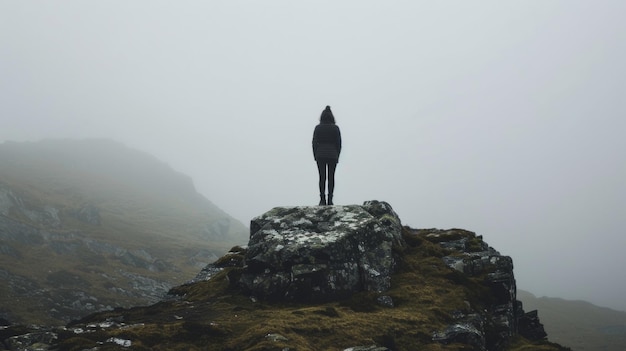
{"left": 239, "top": 200, "right": 406, "bottom": 301}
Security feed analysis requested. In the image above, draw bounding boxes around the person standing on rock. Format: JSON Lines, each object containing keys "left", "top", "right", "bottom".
{"left": 312, "top": 105, "right": 342, "bottom": 206}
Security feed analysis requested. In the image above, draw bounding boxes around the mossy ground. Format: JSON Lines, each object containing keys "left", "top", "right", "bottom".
{"left": 53, "top": 228, "right": 569, "bottom": 351}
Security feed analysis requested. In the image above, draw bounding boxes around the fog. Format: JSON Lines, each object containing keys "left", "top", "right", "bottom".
{"left": 2, "top": 1, "right": 625, "bottom": 311}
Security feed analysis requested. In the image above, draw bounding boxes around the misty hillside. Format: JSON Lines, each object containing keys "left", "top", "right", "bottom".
{"left": 518, "top": 290, "right": 626, "bottom": 351}
{"left": 0, "top": 139, "right": 248, "bottom": 325}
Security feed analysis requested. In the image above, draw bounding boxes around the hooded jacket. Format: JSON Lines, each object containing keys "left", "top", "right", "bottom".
{"left": 312, "top": 123, "right": 342, "bottom": 161}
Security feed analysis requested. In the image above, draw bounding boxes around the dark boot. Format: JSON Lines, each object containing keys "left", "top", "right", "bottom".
{"left": 318, "top": 194, "right": 326, "bottom": 206}
{"left": 327, "top": 194, "right": 333, "bottom": 206}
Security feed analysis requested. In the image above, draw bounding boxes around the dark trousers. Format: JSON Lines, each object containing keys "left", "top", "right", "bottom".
{"left": 316, "top": 160, "right": 337, "bottom": 196}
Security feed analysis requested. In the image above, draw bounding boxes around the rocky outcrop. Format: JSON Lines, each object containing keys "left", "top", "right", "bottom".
{"left": 0, "top": 186, "right": 24, "bottom": 216}
{"left": 1, "top": 200, "right": 562, "bottom": 351}
{"left": 239, "top": 200, "right": 405, "bottom": 301}
{"left": 421, "top": 228, "right": 547, "bottom": 350}
{"left": 187, "top": 202, "right": 551, "bottom": 350}
{"left": 0, "top": 184, "right": 61, "bottom": 228}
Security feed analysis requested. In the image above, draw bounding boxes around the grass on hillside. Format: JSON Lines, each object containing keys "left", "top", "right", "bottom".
{"left": 0, "top": 160, "right": 244, "bottom": 325}
{"left": 51, "top": 228, "right": 569, "bottom": 351}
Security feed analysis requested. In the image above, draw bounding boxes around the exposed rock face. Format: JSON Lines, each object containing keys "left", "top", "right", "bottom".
{"left": 517, "top": 309, "right": 548, "bottom": 341}
{"left": 239, "top": 200, "right": 405, "bottom": 301}
{"left": 422, "top": 228, "right": 547, "bottom": 350}
{"left": 1, "top": 200, "right": 562, "bottom": 351}
{"left": 0, "top": 184, "right": 61, "bottom": 228}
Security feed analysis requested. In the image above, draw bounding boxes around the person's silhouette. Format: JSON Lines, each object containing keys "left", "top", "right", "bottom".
{"left": 312, "top": 106, "right": 342, "bottom": 205}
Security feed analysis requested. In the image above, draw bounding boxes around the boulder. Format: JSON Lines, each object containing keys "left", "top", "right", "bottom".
{"left": 239, "top": 200, "right": 405, "bottom": 301}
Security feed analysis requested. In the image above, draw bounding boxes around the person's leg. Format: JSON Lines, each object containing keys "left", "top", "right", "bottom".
{"left": 316, "top": 160, "right": 327, "bottom": 205}
{"left": 327, "top": 161, "right": 337, "bottom": 205}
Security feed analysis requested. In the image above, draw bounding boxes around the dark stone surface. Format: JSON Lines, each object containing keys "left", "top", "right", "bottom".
{"left": 240, "top": 200, "right": 405, "bottom": 301}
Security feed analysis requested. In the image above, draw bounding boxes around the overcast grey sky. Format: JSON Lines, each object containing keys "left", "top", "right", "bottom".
{"left": 2, "top": 1, "right": 625, "bottom": 311}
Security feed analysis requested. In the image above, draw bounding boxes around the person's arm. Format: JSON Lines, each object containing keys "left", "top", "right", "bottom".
{"left": 336, "top": 126, "right": 342, "bottom": 156}
{"left": 312, "top": 126, "right": 319, "bottom": 158}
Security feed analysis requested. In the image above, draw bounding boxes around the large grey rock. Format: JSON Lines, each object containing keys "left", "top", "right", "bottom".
{"left": 239, "top": 200, "right": 405, "bottom": 301}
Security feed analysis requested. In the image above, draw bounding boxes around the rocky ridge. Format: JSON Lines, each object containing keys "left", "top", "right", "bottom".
{"left": 0, "top": 201, "right": 566, "bottom": 350}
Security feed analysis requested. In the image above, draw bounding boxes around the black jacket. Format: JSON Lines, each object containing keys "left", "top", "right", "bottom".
{"left": 312, "top": 123, "right": 342, "bottom": 161}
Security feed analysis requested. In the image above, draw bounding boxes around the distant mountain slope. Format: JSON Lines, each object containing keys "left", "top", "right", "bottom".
{"left": 518, "top": 290, "right": 626, "bottom": 351}
{"left": 0, "top": 139, "right": 248, "bottom": 325}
